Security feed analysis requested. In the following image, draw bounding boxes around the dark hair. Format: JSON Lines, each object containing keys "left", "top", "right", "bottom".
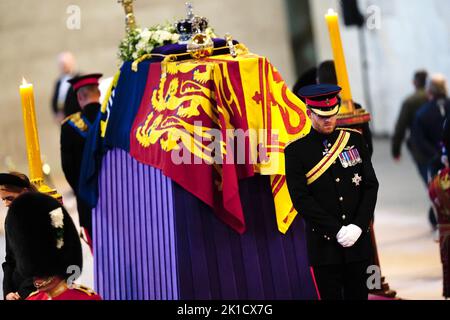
{"left": 414, "top": 70, "right": 428, "bottom": 89}
{"left": 0, "top": 172, "right": 37, "bottom": 193}
{"left": 317, "top": 60, "right": 338, "bottom": 85}
{"left": 293, "top": 67, "right": 318, "bottom": 96}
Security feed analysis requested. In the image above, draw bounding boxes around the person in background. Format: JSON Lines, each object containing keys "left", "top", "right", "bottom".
{"left": 292, "top": 66, "right": 318, "bottom": 96}
{"left": 316, "top": 60, "right": 373, "bottom": 157}
{"left": 391, "top": 70, "right": 428, "bottom": 162}
{"left": 411, "top": 74, "right": 450, "bottom": 230}
{"left": 60, "top": 73, "right": 102, "bottom": 249}
{"left": 5, "top": 192, "right": 101, "bottom": 300}
{"left": 0, "top": 172, "right": 37, "bottom": 300}
{"left": 51, "top": 52, "right": 81, "bottom": 122}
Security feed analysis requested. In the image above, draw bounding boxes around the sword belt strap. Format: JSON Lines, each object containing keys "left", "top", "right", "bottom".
{"left": 306, "top": 130, "right": 350, "bottom": 185}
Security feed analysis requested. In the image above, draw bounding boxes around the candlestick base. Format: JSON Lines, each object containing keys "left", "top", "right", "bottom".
{"left": 369, "top": 276, "right": 398, "bottom": 299}
{"left": 339, "top": 99, "right": 356, "bottom": 114}
{"left": 31, "top": 178, "right": 62, "bottom": 202}
{"left": 337, "top": 100, "right": 371, "bottom": 127}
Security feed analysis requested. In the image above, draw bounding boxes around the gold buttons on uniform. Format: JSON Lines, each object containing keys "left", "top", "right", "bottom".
{"left": 335, "top": 178, "right": 340, "bottom": 182}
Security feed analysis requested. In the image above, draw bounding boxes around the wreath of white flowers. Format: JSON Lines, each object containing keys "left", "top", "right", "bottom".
{"left": 118, "top": 20, "right": 216, "bottom": 62}
{"left": 49, "top": 207, "right": 64, "bottom": 249}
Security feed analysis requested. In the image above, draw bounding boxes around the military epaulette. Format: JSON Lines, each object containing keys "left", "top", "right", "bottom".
{"left": 72, "top": 283, "right": 97, "bottom": 296}
{"left": 61, "top": 112, "right": 79, "bottom": 125}
{"left": 336, "top": 127, "right": 363, "bottom": 135}
{"left": 62, "top": 112, "right": 89, "bottom": 132}
{"left": 285, "top": 132, "right": 310, "bottom": 149}
{"left": 27, "top": 290, "right": 40, "bottom": 298}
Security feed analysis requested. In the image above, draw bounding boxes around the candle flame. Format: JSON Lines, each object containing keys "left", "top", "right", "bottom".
{"left": 22, "top": 77, "right": 28, "bottom": 86}
{"left": 327, "top": 8, "right": 336, "bottom": 15}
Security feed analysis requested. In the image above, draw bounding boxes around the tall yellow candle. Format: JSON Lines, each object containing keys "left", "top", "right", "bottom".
{"left": 19, "top": 78, "right": 44, "bottom": 181}
{"left": 325, "top": 8, "right": 353, "bottom": 113}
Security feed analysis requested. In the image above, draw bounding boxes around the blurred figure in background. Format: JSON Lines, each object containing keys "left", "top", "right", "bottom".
{"left": 51, "top": 52, "right": 81, "bottom": 122}
{"left": 316, "top": 60, "right": 373, "bottom": 157}
{"left": 0, "top": 172, "right": 37, "bottom": 300}
{"left": 411, "top": 74, "right": 450, "bottom": 230}
{"left": 391, "top": 70, "right": 428, "bottom": 163}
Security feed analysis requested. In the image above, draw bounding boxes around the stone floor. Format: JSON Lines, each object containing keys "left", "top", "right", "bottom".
{"left": 371, "top": 139, "right": 443, "bottom": 300}
{"left": 0, "top": 138, "right": 445, "bottom": 300}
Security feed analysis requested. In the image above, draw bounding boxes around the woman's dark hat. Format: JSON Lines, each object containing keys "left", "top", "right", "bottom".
{"left": 0, "top": 173, "right": 30, "bottom": 188}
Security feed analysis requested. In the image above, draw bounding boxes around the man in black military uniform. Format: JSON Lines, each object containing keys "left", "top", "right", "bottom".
{"left": 60, "top": 73, "right": 102, "bottom": 248}
{"left": 285, "top": 84, "right": 379, "bottom": 300}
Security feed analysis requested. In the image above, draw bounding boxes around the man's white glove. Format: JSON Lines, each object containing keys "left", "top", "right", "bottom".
{"left": 336, "top": 226, "right": 348, "bottom": 241}
{"left": 336, "top": 224, "right": 362, "bottom": 248}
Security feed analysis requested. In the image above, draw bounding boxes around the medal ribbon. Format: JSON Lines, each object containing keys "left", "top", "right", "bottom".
{"left": 305, "top": 130, "right": 350, "bottom": 185}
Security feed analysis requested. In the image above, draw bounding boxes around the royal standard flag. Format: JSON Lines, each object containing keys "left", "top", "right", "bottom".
{"left": 129, "top": 51, "right": 310, "bottom": 234}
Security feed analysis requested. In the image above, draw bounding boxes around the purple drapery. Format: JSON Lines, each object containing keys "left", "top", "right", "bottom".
{"left": 93, "top": 149, "right": 178, "bottom": 300}
{"left": 173, "top": 176, "right": 317, "bottom": 299}
{"left": 94, "top": 148, "right": 318, "bottom": 300}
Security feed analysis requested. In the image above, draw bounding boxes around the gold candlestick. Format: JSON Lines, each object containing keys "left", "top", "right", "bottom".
{"left": 118, "top": 0, "right": 137, "bottom": 33}
{"left": 325, "top": 8, "right": 370, "bottom": 126}
{"left": 325, "top": 8, "right": 353, "bottom": 114}
{"left": 19, "top": 78, "right": 61, "bottom": 200}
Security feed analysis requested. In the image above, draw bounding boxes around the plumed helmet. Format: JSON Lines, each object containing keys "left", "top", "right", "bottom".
{"left": 5, "top": 192, "right": 82, "bottom": 280}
